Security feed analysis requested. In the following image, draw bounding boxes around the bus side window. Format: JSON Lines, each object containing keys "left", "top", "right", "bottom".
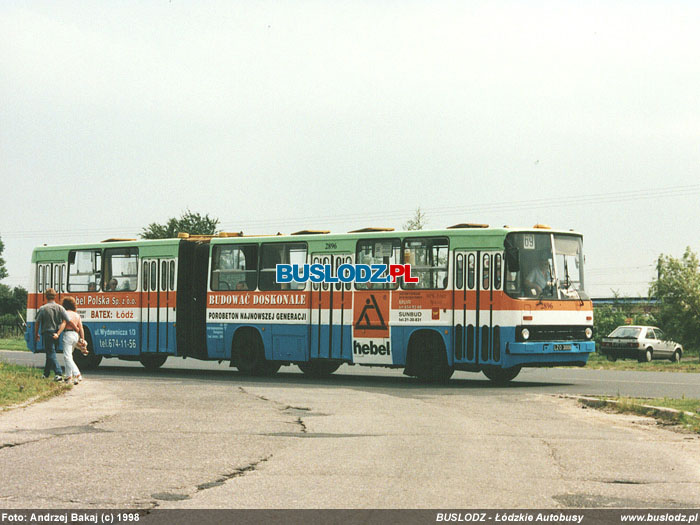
{"left": 161, "top": 261, "right": 167, "bottom": 292}
{"left": 467, "top": 254, "right": 475, "bottom": 290}
{"left": 482, "top": 254, "right": 491, "bottom": 290}
{"left": 400, "top": 237, "right": 449, "bottom": 290}
{"left": 355, "top": 239, "right": 400, "bottom": 290}
{"left": 151, "top": 262, "right": 157, "bottom": 291}
{"left": 143, "top": 261, "right": 149, "bottom": 292}
{"left": 211, "top": 244, "right": 259, "bottom": 291}
{"left": 259, "top": 242, "right": 307, "bottom": 291}
{"left": 68, "top": 250, "right": 102, "bottom": 292}
{"left": 494, "top": 254, "right": 502, "bottom": 290}
{"left": 455, "top": 254, "right": 464, "bottom": 290}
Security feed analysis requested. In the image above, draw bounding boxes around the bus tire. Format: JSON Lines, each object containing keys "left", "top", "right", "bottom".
{"left": 72, "top": 329, "right": 102, "bottom": 370}
{"left": 232, "top": 329, "right": 280, "bottom": 376}
{"left": 297, "top": 361, "right": 341, "bottom": 378}
{"left": 139, "top": 354, "right": 168, "bottom": 370}
{"left": 482, "top": 365, "right": 521, "bottom": 384}
{"left": 407, "top": 331, "right": 453, "bottom": 383}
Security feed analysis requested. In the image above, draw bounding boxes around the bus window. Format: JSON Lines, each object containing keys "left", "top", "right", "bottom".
{"left": 467, "top": 254, "right": 475, "bottom": 290}
{"left": 455, "top": 254, "right": 464, "bottom": 290}
{"left": 482, "top": 254, "right": 490, "bottom": 290}
{"left": 38, "top": 265, "right": 44, "bottom": 293}
{"left": 169, "top": 261, "right": 175, "bottom": 290}
{"left": 150, "top": 262, "right": 157, "bottom": 291}
{"left": 143, "top": 261, "right": 149, "bottom": 292}
{"left": 344, "top": 255, "right": 352, "bottom": 291}
{"left": 103, "top": 248, "right": 138, "bottom": 292}
{"left": 211, "top": 244, "right": 258, "bottom": 291}
{"left": 321, "top": 256, "right": 330, "bottom": 291}
{"left": 401, "top": 237, "right": 449, "bottom": 289}
{"left": 312, "top": 256, "right": 320, "bottom": 291}
{"left": 494, "top": 254, "right": 502, "bottom": 290}
{"left": 68, "top": 250, "right": 101, "bottom": 292}
{"left": 259, "top": 242, "right": 307, "bottom": 291}
{"left": 161, "top": 261, "right": 167, "bottom": 292}
{"left": 355, "top": 238, "right": 400, "bottom": 290}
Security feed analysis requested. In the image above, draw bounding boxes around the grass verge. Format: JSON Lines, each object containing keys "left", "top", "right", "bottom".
{"left": 584, "top": 396, "right": 700, "bottom": 434}
{"left": 0, "top": 336, "right": 29, "bottom": 352}
{"left": 0, "top": 361, "right": 70, "bottom": 409}
{"left": 586, "top": 351, "right": 700, "bottom": 372}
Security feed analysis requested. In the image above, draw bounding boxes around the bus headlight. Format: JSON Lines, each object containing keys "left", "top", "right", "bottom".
{"left": 585, "top": 327, "right": 593, "bottom": 339}
{"left": 521, "top": 328, "right": 530, "bottom": 341}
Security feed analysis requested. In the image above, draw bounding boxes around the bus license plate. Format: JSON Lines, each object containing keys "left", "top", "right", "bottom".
{"left": 553, "top": 344, "right": 571, "bottom": 351}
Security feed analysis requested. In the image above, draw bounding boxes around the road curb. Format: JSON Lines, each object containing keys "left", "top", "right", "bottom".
{"left": 560, "top": 394, "right": 696, "bottom": 421}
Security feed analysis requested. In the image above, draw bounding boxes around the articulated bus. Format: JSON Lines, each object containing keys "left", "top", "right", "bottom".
{"left": 26, "top": 224, "right": 595, "bottom": 382}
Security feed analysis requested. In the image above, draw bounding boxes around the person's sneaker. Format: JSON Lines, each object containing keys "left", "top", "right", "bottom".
{"left": 42, "top": 375, "right": 50, "bottom": 379}
{"left": 54, "top": 375, "right": 63, "bottom": 382}
{"left": 64, "top": 376, "right": 72, "bottom": 383}
{"left": 73, "top": 378, "right": 79, "bottom": 385}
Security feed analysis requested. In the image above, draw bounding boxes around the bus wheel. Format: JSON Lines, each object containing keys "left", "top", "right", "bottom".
{"left": 73, "top": 330, "right": 102, "bottom": 370}
{"left": 410, "top": 332, "right": 453, "bottom": 383}
{"left": 482, "top": 365, "right": 521, "bottom": 384}
{"left": 140, "top": 354, "right": 168, "bottom": 370}
{"left": 233, "top": 330, "right": 280, "bottom": 376}
{"left": 297, "top": 361, "right": 341, "bottom": 378}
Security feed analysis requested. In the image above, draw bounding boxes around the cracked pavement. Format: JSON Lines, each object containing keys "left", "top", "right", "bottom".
{"left": 0, "top": 376, "right": 298, "bottom": 508}
{"left": 1, "top": 368, "right": 699, "bottom": 508}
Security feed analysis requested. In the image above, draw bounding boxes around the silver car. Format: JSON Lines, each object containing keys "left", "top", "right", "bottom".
{"left": 600, "top": 325, "right": 683, "bottom": 363}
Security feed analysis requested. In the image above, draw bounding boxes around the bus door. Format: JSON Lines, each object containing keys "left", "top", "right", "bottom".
{"left": 141, "top": 258, "right": 175, "bottom": 353}
{"left": 310, "top": 253, "right": 353, "bottom": 361}
{"left": 477, "top": 251, "right": 503, "bottom": 366}
{"left": 452, "top": 252, "right": 478, "bottom": 365}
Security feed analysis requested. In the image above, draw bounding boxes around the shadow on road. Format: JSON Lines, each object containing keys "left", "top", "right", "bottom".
{"left": 81, "top": 364, "right": 568, "bottom": 392}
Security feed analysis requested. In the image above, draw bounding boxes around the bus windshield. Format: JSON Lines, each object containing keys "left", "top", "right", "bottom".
{"left": 504, "top": 232, "right": 588, "bottom": 300}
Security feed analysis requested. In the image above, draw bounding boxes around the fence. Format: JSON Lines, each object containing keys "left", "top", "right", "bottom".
{"left": 0, "top": 323, "right": 25, "bottom": 338}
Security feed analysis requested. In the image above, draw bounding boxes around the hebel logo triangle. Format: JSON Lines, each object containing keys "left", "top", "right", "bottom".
{"left": 353, "top": 292, "right": 389, "bottom": 338}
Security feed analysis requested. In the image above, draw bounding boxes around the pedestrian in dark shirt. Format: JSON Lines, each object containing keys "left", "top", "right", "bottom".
{"left": 34, "top": 288, "right": 74, "bottom": 381}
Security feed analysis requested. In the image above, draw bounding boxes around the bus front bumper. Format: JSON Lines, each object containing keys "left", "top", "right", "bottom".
{"left": 507, "top": 341, "right": 595, "bottom": 354}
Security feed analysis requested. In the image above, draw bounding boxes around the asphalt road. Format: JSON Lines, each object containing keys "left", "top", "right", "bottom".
{"left": 1, "top": 350, "right": 699, "bottom": 509}
{"left": 2, "top": 349, "right": 699, "bottom": 399}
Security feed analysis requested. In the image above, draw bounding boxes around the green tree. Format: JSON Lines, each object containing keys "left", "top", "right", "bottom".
{"left": 649, "top": 247, "right": 700, "bottom": 352}
{"left": 141, "top": 210, "right": 220, "bottom": 239}
{"left": 0, "top": 285, "right": 27, "bottom": 323}
{"left": 0, "top": 235, "right": 28, "bottom": 328}
{"left": 403, "top": 207, "right": 427, "bottom": 231}
{"left": 0, "top": 235, "right": 8, "bottom": 281}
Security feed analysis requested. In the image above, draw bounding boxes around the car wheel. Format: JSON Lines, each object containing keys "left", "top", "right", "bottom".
{"left": 638, "top": 348, "right": 652, "bottom": 363}
{"left": 671, "top": 349, "right": 681, "bottom": 363}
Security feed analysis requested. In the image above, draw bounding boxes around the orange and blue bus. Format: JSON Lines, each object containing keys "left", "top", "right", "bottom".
{"left": 26, "top": 224, "right": 594, "bottom": 382}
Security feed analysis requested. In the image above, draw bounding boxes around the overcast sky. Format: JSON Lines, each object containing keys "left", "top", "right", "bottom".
{"left": 1, "top": 1, "right": 699, "bottom": 297}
